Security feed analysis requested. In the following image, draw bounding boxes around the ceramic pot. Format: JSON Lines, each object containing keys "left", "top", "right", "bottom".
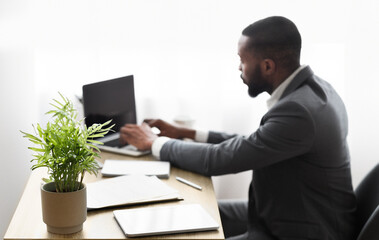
{"left": 40, "top": 182, "right": 87, "bottom": 234}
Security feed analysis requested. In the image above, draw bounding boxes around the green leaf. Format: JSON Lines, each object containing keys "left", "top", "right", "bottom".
{"left": 87, "top": 133, "right": 106, "bottom": 139}
{"left": 20, "top": 131, "right": 41, "bottom": 142}
{"left": 28, "top": 147, "right": 46, "bottom": 152}
{"left": 101, "top": 119, "right": 113, "bottom": 126}
{"left": 87, "top": 143, "right": 100, "bottom": 152}
{"left": 53, "top": 98, "right": 65, "bottom": 108}
{"left": 87, "top": 139, "right": 104, "bottom": 145}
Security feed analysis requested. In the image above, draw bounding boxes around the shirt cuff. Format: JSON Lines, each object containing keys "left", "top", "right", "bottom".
{"left": 194, "top": 130, "right": 209, "bottom": 143}
{"left": 152, "top": 136, "right": 171, "bottom": 159}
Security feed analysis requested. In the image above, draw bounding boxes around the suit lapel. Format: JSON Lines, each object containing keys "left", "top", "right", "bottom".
{"left": 280, "top": 66, "right": 314, "bottom": 100}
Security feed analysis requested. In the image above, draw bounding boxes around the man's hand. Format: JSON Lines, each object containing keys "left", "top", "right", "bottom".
{"left": 120, "top": 123, "right": 158, "bottom": 151}
{"left": 144, "top": 119, "right": 195, "bottom": 140}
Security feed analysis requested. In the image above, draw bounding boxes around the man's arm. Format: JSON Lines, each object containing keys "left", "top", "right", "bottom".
{"left": 146, "top": 119, "right": 238, "bottom": 144}
{"left": 159, "top": 101, "right": 315, "bottom": 176}
{"left": 120, "top": 101, "right": 314, "bottom": 177}
{"left": 145, "top": 119, "right": 196, "bottom": 140}
{"left": 208, "top": 131, "right": 239, "bottom": 144}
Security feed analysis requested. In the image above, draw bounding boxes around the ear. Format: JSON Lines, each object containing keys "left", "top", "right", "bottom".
{"left": 260, "top": 59, "right": 276, "bottom": 76}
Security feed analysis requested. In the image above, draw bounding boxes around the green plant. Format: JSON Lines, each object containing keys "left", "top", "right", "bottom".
{"left": 21, "top": 93, "right": 113, "bottom": 192}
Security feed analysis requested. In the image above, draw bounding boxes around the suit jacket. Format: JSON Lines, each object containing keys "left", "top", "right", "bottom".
{"left": 160, "top": 66, "right": 356, "bottom": 240}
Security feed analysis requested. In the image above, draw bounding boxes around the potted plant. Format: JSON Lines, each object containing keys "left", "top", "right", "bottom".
{"left": 21, "top": 93, "right": 113, "bottom": 234}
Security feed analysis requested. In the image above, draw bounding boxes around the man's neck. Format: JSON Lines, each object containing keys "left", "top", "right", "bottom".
{"left": 271, "top": 65, "right": 300, "bottom": 93}
{"left": 266, "top": 65, "right": 306, "bottom": 109}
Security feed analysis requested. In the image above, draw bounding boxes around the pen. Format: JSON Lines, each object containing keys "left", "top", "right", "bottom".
{"left": 175, "top": 176, "right": 202, "bottom": 191}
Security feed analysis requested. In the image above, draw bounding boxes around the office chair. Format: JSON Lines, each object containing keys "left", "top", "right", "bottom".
{"left": 355, "top": 163, "right": 379, "bottom": 240}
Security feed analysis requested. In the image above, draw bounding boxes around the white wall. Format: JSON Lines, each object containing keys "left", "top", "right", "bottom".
{"left": 0, "top": 0, "right": 36, "bottom": 238}
{"left": 2, "top": 0, "right": 379, "bottom": 238}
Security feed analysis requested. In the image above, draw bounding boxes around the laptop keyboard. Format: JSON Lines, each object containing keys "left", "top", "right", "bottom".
{"left": 103, "top": 138, "right": 124, "bottom": 148}
{"left": 103, "top": 138, "right": 139, "bottom": 151}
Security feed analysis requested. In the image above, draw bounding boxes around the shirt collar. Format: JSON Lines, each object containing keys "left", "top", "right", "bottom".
{"left": 266, "top": 65, "right": 307, "bottom": 109}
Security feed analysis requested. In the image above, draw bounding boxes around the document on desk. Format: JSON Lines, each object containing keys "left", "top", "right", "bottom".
{"left": 113, "top": 204, "right": 219, "bottom": 237}
{"left": 101, "top": 159, "right": 170, "bottom": 179}
{"left": 86, "top": 175, "right": 181, "bottom": 210}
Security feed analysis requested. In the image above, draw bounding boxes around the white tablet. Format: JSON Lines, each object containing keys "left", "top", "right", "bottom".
{"left": 113, "top": 204, "right": 219, "bottom": 237}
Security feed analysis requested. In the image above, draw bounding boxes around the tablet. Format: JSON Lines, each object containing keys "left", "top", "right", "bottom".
{"left": 113, "top": 204, "right": 219, "bottom": 237}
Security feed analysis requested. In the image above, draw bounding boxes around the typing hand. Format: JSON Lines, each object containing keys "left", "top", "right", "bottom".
{"left": 144, "top": 119, "right": 195, "bottom": 140}
{"left": 120, "top": 123, "right": 157, "bottom": 151}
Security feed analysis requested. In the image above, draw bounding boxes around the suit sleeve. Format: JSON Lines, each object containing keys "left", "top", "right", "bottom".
{"left": 207, "top": 131, "right": 239, "bottom": 144}
{"left": 160, "top": 101, "right": 315, "bottom": 176}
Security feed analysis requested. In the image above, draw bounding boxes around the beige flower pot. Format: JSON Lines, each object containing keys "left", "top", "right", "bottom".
{"left": 40, "top": 182, "right": 87, "bottom": 234}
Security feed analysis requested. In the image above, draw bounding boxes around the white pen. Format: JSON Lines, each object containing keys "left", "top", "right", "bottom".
{"left": 176, "top": 176, "right": 202, "bottom": 191}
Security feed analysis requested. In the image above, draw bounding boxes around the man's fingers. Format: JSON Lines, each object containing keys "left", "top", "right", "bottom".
{"left": 144, "top": 119, "right": 155, "bottom": 127}
{"left": 121, "top": 124, "right": 138, "bottom": 132}
{"left": 144, "top": 119, "right": 161, "bottom": 128}
{"left": 119, "top": 123, "right": 156, "bottom": 151}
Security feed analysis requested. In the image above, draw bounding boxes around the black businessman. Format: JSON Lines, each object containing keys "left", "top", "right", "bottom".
{"left": 120, "top": 16, "right": 356, "bottom": 240}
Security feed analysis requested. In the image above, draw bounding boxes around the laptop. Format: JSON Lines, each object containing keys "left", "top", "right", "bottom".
{"left": 82, "top": 75, "right": 150, "bottom": 157}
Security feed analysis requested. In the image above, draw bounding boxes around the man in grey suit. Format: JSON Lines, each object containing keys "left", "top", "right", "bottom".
{"left": 120, "top": 16, "right": 357, "bottom": 240}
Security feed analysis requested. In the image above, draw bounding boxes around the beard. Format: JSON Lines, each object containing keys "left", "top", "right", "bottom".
{"left": 242, "top": 66, "right": 270, "bottom": 98}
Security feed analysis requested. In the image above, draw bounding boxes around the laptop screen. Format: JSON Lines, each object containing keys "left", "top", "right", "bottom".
{"left": 82, "top": 75, "right": 137, "bottom": 136}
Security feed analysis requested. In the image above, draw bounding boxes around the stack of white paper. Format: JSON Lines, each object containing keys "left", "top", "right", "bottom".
{"left": 101, "top": 159, "right": 170, "bottom": 179}
{"left": 86, "top": 175, "right": 180, "bottom": 210}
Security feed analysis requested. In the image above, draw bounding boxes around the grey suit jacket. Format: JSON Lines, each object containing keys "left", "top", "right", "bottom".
{"left": 160, "top": 66, "right": 356, "bottom": 240}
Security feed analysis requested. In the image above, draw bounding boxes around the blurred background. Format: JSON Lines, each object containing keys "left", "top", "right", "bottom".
{"left": 1, "top": 0, "right": 379, "bottom": 237}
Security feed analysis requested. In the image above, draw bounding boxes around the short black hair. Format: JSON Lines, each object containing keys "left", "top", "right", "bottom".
{"left": 242, "top": 16, "right": 301, "bottom": 71}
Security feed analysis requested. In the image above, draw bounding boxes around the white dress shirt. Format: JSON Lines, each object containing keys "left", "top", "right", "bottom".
{"left": 266, "top": 65, "right": 307, "bottom": 109}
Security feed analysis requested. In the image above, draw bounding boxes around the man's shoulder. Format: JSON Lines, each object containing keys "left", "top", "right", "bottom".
{"left": 279, "top": 74, "right": 341, "bottom": 109}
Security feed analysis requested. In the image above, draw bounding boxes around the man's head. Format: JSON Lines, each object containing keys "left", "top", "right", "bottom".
{"left": 238, "top": 16, "right": 302, "bottom": 97}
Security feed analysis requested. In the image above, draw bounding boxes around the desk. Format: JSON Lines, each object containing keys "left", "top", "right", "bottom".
{"left": 4, "top": 152, "right": 225, "bottom": 240}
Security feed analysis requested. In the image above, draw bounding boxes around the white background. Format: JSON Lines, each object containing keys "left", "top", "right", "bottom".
{"left": 1, "top": 0, "right": 379, "bottom": 238}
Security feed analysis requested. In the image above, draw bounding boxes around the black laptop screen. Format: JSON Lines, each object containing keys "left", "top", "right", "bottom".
{"left": 82, "top": 75, "right": 137, "bottom": 136}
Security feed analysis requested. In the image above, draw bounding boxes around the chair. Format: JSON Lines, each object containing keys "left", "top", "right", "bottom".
{"left": 355, "top": 163, "right": 379, "bottom": 240}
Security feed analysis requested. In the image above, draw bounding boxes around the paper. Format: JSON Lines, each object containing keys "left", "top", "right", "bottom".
{"left": 86, "top": 175, "right": 180, "bottom": 210}
{"left": 101, "top": 159, "right": 170, "bottom": 178}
